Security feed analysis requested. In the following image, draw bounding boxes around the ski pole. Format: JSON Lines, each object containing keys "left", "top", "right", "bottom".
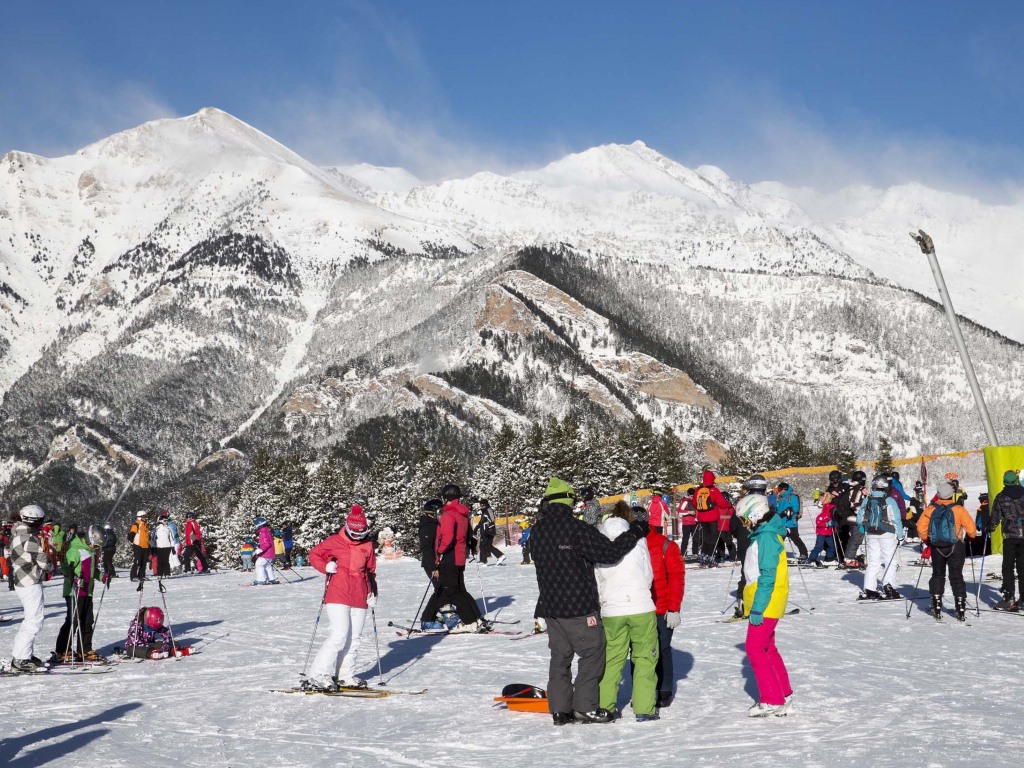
{"left": 65, "top": 580, "right": 80, "bottom": 664}
{"left": 906, "top": 552, "right": 928, "bottom": 619}
{"left": 972, "top": 531, "right": 989, "bottom": 617}
{"left": 880, "top": 539, "right": 902, "bottom": 591}
{"left": 300, "top": 567, "right": 334, "bottom": 678}
{"left": 407, "top": 578, "right": 433, "bottom": 635}
{"left": 371, "top": 608, "right": 384, "bottom": 687}
{"left": 475, "top": 563, "right": 491, "bottom": 617}
{"left": 92, "top": 577, "right": 110, "bottom": 636}
{"left": 157, "top": 579, "right": 178, "bottom": 654}
{"left": 720, "top": 558, "right": 738, "bottom": 614}
{"left": 786, "top": 536, "right": 815, "bottom": 612}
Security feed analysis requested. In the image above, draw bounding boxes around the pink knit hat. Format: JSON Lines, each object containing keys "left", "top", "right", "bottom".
{"left": 345, "top": 505, "right": 369, "bottom": 539}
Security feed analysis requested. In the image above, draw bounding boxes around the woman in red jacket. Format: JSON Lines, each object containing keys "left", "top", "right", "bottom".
{"left": 644, "top": 503, "right": 685, "bottom": 708}
{"left": 305, "top": 506, "right": 377, "bottom": 691}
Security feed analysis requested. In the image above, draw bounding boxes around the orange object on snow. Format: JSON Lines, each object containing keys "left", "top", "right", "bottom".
{"left": 493, "top": 696, "right": 550, "bottom": 713}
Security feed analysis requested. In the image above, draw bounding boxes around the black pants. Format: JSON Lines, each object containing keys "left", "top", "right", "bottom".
{"left": 699, "top": 521, "right": 719, "bottom": 558}
{"left": 680, "top": 526, "right": 696, "bottom": 557}
{"left": 787, "top": 528, "right": 808, "bottom": 559}
{"left": 183, "top": 544, "right": 208, "bottom": 573}
{"left": 423, "top": 561, "right": 479, "bottom": 625}
{"left": 284, "top": 547, "right": 292, "bottom": 567}
{"left": 130, "top": 546, "right": 149, "bottom": 581}
{"left": 930, "top": 541, "right": 967, "bottom": 599}
{"left": 718, "top": 530, "right": 736, "bottom": 561}
{"left": 546, "top": 615, "right": 606, "bottom": 715}
{"left": 102, "top": 549, "right": 116, "bottom": 576}
{"left": 155, "top": 547, "right": 172, "bottom": 578}
{"left": 479, "top": 534, "right": 503, "bottom": 564}
{"left": 1002, "top": 538, "right": 1024, "bottom": 599}
{"left": 521, "top": 543, "right": 531, "bottom": 565}
{"left": 419, "top": 567, "right": 442, "bottom": 622}
{"left": 55, "top": 594, "right": 94, "bottom": 656}
{"left": 654, "top": 613, "right": 674, "bottom": 696}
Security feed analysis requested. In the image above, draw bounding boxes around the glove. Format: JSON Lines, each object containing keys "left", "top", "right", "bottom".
{"left": 325, "top": 561, "right": 338, "bottom": 574}
{"left": 366, "top": 593, "right": 378, "bottom": 609}
{"left": 629, "top": 519, "right": 650, "bottom": 539}
{"left": 664, "top": 611, "right": 681, "bottom": 629}
{"left": 749, "top": 611, "right": 764, "bottom": 627}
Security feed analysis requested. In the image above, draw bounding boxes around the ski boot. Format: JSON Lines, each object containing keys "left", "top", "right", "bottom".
{"left": 420, "top": 620, "right": 446, "bottom": 631}
{"left": 883, "top": 584, "right": 901, "bottom": 600}
{"left": 747, "top": 702, "right": 783, "bottom": 718}
{"left": 573, "top": 708, "right": 613, "bottom": 724}
{"left": 636, "top": 712, "right": 661, "bottom": 722}
{"left": 930, "top": 595, "right": 942, "bottom": 620}
{"left": 302, "top": 675, "right": 338, "bottom": 692}
{"left": 449, "top": 619, "right": 484, "bottom": 634}
{"left": 337, "top": 677, "right": 367, "bottom": 690}
{"left": 858, "top": 590, "right": 882, "bottom": 601}
{"left": 552, "top": 712, "right": 575, "bottom": 726}
{"left": 955, "top": 597, "right": 967, "bottom": 622}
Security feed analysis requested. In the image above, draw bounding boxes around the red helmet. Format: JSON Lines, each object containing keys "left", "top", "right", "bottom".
{"left": 144, "top": 607, "right": 165, "bottom": 630}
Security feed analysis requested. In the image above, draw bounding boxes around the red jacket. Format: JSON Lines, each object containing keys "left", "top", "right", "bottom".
{"left": 646, "top": 530, "right": 684, "bottom": 615}
{"left": 435, "top": 500, "right": 471, "bottom": 567}
{"left": 310, "top": 531, "right": 377, "bottom": 608}
{"left": 676, "top": 498, "right": 697, "bottom": 526}
{"left": 184, "top": 519, "right": 202, "bottom": 546}
{"left": 815, "top": 509, "right": 834, "bottom": 536}
{"left": 695, "top": 471, "right": 734, "bottom": 525}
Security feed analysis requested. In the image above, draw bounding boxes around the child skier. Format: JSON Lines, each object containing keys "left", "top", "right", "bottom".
{"left": 240, "top": 538, "right": 255, "bottom": 571}
{"left": 736, "top": 494, "right": 792, "bottom": 717}
{"left": 252, "top": 517, "right": 279, "bottom": 585}
{"left": 806, "top": 508, "right": 836, "bottom": 566}
{"left": 305, "top": 506, "right": 378, "bottom": 691}
{"left": 124, "top": 606, "right": 188, "bottom": 659}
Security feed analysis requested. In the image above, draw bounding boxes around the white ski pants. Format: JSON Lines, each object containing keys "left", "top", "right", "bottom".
{"left": 255, "top": 556, "right": 277, "bottom": 583}
{"left": 13, "top": 583, "right": 45, "bottom": 660}
{"left": 311, "top": 604, "right": 366, "bottom": 682}
{"left": 864, "top": 534, "right": 899, "bottom": 593}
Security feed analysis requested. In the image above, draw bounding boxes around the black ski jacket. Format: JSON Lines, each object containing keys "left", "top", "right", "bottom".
{"left": 992, "top": 486, "right": 1024, "bottom": 540}
{"left": 530, "top": 504, "right": 647, "bottom": 619}
{"left": 418, "top": 515, "right": 439, "bottom": 570}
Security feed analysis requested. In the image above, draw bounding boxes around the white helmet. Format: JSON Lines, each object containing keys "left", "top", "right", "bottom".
{"left": 19, "top": 504, "right": 45, "bottom": 524}
{"left": 88, "top": 524, "right": 104, "bottom": 547}
{"left": 736, "top": 494, "right": 771, "bottom": 527}
{"left": 871, "top": 475, "right": 890, "bottom": 492}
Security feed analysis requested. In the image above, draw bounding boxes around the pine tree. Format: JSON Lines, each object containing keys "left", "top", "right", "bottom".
{"left": 364, "top": 434, "right": 411, "bottom": 541}
{"left": 837, "top": 446, "right": 858, "bottom": 476}
{"left": 875, "top": 436, "right": 895, "bottom": 477}
{"left": 300, "top": 455, "right": 358, "bottom": 549}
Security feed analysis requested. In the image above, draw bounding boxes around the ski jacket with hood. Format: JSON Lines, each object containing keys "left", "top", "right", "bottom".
{"left": 595, "top": 516, "right": 655, "bottom": 617}
{"left": 154, "top": 522, "right": 175, "bottom": 549}
{"left": 676, "top": 498, "right": 697, "bottom": 526}
{"left": 695, "top": 471, "right": 732, "bottom": 524}
{"left": 991, "top": 485, "right": 1024, "bottom": 540}
{"left": 184, "top": 519, "right": 202, "bottom": 546}
{"left": 774, "top": 489, "right": 801, "bottom": 530}
{"left": 10, "top": 521, "right": 52, "bottom": 588}
{"left": 61, "top": 535, "right": 96, "bottom": 598}
{"left": 814, "top": 509, "right": 834, "bottom": 536}
{"left": 129, "top": 519, "right": 149, "bottom": 549}
{"left": 742, "top": 515, "right": 790, "bottom": 620}
{"left": 255, "top": 525, "right": 275, "bottom": 560}
{"left": 530, "top": 503, "right": 647, "bottom": 619}
{"left": 418, "top": 514, "right": 439, "bottom": 569}
{"left": 310, "top": 530, "right": 377, "bottom": 608}
{"left": 917, "top": 500, "right": 976, "bottom": 544}
{"left": 646, "top": 528, "right": 684, "bottom": 615}
{"left": 435, "top": 500, "right": 471, "bottom": 567}
{"left": 856, "top": 492, "right": 906, "bottom": 538}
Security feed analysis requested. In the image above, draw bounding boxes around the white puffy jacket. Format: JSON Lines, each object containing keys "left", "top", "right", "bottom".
{"left": 154, "top": 522, "right": 175, "bottom": 549}
{"left": 594, "top": 517, "right": 655, "bottom": 617}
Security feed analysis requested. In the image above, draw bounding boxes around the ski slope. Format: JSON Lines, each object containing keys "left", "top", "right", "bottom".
{"left": 0, "top": 520, "right": 1019, "bottom": 768}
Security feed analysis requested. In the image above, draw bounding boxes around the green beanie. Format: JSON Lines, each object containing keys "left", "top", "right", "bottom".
{"left": 544, "top": 477, "right": 576, "bottom": 505}
{"left": 1005, "top": 470, "right": 1021, "bottom": 487}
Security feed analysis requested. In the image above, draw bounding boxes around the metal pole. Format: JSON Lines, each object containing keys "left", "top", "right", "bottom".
{"left": 102, "top": 464, "right": 143, "bottom": 526}
{"left": 911, "top": 230, "right": 999, "bottom": 445}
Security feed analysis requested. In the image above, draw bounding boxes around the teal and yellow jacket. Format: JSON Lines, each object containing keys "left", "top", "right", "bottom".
{"left": 742, "top": 515, "right": 790, "bottom": 619}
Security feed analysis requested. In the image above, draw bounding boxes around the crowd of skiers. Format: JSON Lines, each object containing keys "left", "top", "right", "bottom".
{"left": 2, "top": 506, "right": 210, "bottom": 672}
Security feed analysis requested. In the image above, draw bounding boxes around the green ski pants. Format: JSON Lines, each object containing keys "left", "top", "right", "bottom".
{"left": 599, "top": 611, "right": 659, "bottom": 716}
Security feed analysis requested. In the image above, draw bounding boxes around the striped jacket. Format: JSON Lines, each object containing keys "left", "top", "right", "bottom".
{"left": 9, "top": 521, "right": 52, "bottom": 588}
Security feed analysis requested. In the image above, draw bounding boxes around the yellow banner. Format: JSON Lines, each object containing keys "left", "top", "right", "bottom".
{"left": 984, "top": 446, "right": 1024, "bottom": 555}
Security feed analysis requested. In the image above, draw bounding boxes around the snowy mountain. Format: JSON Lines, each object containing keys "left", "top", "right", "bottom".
{"left": 1, "top": 108, "right": 1022, "bottom": 513}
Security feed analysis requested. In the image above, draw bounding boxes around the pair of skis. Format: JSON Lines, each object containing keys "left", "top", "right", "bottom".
{"left": 273, "top": 684, "right": 427, "bottom": 698}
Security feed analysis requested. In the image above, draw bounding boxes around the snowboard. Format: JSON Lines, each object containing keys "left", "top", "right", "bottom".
{"left": 494, "top": 683, "right": 549, "bottom": 713}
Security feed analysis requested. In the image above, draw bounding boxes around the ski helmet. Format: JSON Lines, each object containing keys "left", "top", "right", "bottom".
{"left": 580, "top": 486, "right": 596, "bottom": 502}
{"left": 159, "top": 510, "right": 169, "bottom": 520}
{"left": 744, "top": 474, "right": 768, "bottom": 492}
{"left": 103, "top": 522, "right": 112, "bottom": 530}
{"left": 736, "top": 494, "right": 772, "bottom": 528}
{"left": 253, "top": 516, "right": 268, "bottom": 529}
{"left": 144, "top": 606, "right": 165, "bottom": 630}
{"left": 890, "top": 471, "right": 901, "bottom": 481}
{"left": 851, "top": 470, "right": 867, "bottom": 486}
{"left": 440, "top": 483, "right": 462, "bottom": 502}
{"left": 88, "top": 524, "right": 104, "bottom": 547}
{"left": 186, "top": 510, "right": 196, "bottom": 519}
{"left": 136, "top": 510, "right": 147, "bottom": 519}
{"left": 871, "top": 475, "right": 890, "bottom": 491}
{"left": 18, "top": 505, "right": 45, "bottom": 524}
{"left": 828, "top": 470, "right": 842, "bottom": 484}
{"left": 422, "top": 498, "right": 443, "bottom": 514}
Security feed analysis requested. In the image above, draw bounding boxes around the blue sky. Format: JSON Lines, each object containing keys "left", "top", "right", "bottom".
{"left": 4, "top": 1, "right": 1024, "bottom": 194}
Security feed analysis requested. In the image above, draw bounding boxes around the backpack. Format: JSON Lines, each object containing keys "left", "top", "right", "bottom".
{"left": 928, "top": 504, "right": 958, "bottom": 547}
{"left": 694, "top": 487, "right": 715, "bottom": 513}
{"left": 864, "top": 497, "right": 894, "bottom": 535}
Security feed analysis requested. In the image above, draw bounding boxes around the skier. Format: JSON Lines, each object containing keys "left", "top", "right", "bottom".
{"left": 519, "top": 519, "right": 533, "bottom": 565}
{"left": 252, "top": 517, "right": 279, "bottom": 585}
{"left": 165, "top": 513, "right": 181, "bottom": 574}
{"left": 647, "top": 492, "right": 670, "bottom": 540}
{"left": 529, "top": 477, "right": 649, "bottom": 725}
{"left": 101, "top": 522, "right": 118, "bottom": 580}
{"left": 812, "top": 488, "right": 821, "bottom": 507}
{"left": 153, "top": 512, "right": 175, "bottom": 578}
{"left": 476, "top": 499, "right": 505, "bottom": 565}
{"left": 9, "top": 505, "right": 54, "bottom": 672}
{"left": 730, "top": 476, "right": 764, "bottom": 617}
{"left": 772, "top": 483, "right": 807, "bottom": 561}
{"left": 837, "top": 471, "right": 867, "bottom": 568}
{"left": 856, "top": 476, "right": 905, "bottom": 600}
{"left": 182, "top": 511, "right": 208, "bottom": 573}
{"left": 417, "top": 499, "right": 444, "bottom": 629}
{"left": 736, "top": 494, "right": 792, "bottom": 717}
{"left": 579, "top": 487, "right": 601, "bottom": 526}
{"left": 430, "top": 484, "right": 483, "bottom": 633}
{"left": 305, "top": 506, "right": 378, "bottom": 691}
{"left": 917, "top": 480, "right": 976, "bottom": 620}
{"left": 53, "top": 525, "right": 102, "bottom": 662}
{"left": 595, "top": 502, "right": 659, "bottom": 722}
{"left": 124, "top": 606, "right": 177, "bottom": 659}
{"left": 695, "top": 471, "right": 732, "bottom": 567}
{"left": 676, "top": 488, "right": 698, "bottom": 557}
{"left": 987, "top": 471, "right": 1023, "bottom": 611}
{"left": 644, "top": 500, "right": 684, "bottom": 709}
{"left": 282, "top": 521, "right": 294, "bottom": 568}
{"left": 806, "top": 507, "right": 837, "bottom": 567}
{"left": 240, "top": 538, "right": 255, "bottom": 571}
{"left": 129, "top": 511, "right": 150, "bottom": 582}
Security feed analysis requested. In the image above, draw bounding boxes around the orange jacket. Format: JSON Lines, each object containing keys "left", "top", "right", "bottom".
{"left": 917, "top": 500, "right": 976, "bottom": 544}
{"left": 130, "top": 519, "right": 150, "bottom": 549}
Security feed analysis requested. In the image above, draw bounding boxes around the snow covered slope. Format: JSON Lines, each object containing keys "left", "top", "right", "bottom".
{"left": 0, "top": 528, "right": 1020, "bottom": 768}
